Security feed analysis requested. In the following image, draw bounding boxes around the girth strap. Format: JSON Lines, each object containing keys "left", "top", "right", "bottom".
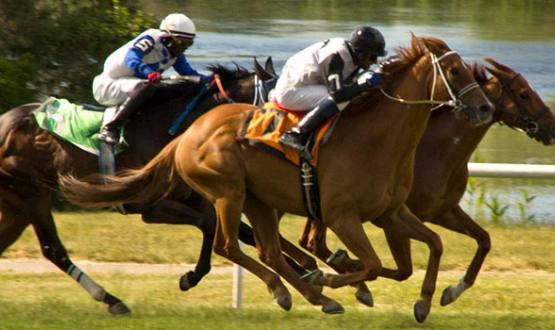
{"left": 300, "top": 159, "right": 322, "bottom": 220}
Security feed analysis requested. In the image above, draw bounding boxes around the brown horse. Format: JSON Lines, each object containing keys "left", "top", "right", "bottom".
{"left": 60, "top": 35, "right": 494, "bottom": 321}
{"left": 297, "top": 58, "right": 555, "bottom": 307}
{"left": 0, "top": 60, "right": 282, "bottom": 314}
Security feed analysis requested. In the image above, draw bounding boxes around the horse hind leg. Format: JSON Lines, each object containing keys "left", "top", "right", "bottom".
{"left": 243, "top": 195, "right": 343, "bottom": 314}
{"left": 431, "top": 205, "right": 491, "bottom": 306}
{"left": 212, "top": 192, "right": 294, "bottom": 311}
{"left": 29, "top": 194, "right": 130, "bottom": 315}
{"left": 140, "top": 197, "right": 215, "bottom": 292}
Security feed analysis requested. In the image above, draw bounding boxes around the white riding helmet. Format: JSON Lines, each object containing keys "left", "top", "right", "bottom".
{"left": 160, "top": 13, "right": 196, "bottom": 39}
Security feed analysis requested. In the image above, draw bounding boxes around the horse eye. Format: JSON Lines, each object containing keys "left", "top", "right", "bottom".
{"left": 519, "top": 91, "right": 529, "bottom": 100}
{"left": 450, "top": 68, "right": 459, "bottom": 76}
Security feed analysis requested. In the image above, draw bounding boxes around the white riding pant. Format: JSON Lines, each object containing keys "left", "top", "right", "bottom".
{"left": 273, "top": 85, "right": 329, "bottom": 111}
{"left": 92, "top": 74, "right": 143, "bottom": 106}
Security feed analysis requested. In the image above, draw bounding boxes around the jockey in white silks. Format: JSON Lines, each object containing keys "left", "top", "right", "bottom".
{"left": 93, "top": 13, "right": 210, "bottom": 144}
{"left": 274, "top": 26, "right": 388, "bottom": 155}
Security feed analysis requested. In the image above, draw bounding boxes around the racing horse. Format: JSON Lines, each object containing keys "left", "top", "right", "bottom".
{"left": 60, "top": 35, "right": 494, "bottom": 321}
{"left": 0, "top": 59, "right": 280, "bottom": 314}
{"left": 297, "top": 57, "right": 555, "bottom": 307}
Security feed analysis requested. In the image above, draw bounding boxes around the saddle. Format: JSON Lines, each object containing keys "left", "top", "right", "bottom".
{"left": 240, "top": 102, "right": 338, "bottom": 167}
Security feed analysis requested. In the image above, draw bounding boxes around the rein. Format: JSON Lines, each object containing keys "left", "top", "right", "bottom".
{"left": 378, "top": 51, "right": 480, "bottom": 112}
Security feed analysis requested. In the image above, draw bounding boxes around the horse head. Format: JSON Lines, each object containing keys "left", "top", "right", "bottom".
{"left": 253, "top": 57, "right": 278, "bottom": 105}
{"left": 402, "top": 34, "right": 494, "bottom": 126}
{"left": 482, "top": 57, "right": 555, "bottom": 145}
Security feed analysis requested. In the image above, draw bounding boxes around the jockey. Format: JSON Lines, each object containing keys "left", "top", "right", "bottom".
{"left": 275, "top": 26, "right": 388, "bottom": 155}
{"left": 93, "top": 13, "right": 210, "bottom": 144}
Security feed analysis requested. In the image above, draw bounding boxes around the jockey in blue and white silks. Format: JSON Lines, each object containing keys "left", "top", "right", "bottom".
{"left": 274, "top": 26, "right": 388, "bottom": 156}
{"left": 93, "top": 13, "right": 209, "bottom": 145}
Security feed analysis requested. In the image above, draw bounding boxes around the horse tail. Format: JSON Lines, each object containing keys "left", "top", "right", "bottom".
{"left": 59, "top": 138, "right": 181, "bottom": 208}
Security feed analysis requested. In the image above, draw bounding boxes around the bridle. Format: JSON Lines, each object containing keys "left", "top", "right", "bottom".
{"left": 378, "top": 51, "right": 480, "bottom": 113}
{"left": 496, "top": 73, "right": 552, "bottom": 137}
{"left": 252, "top": 74, "right": 277, "bottom": 106}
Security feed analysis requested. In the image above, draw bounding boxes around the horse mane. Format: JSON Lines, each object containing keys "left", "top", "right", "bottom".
{"left": 206, "top": 64, "right": 251, "bottom": 83}
{"left": 349, "top": 35, "right": 450, "bottom": 112}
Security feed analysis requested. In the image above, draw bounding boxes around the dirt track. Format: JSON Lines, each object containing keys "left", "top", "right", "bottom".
{"left": 1, "top": 258, "right": 554, "bottom": 279}
{"left": 0, "top": 258, "right": 233, "bottom": 274}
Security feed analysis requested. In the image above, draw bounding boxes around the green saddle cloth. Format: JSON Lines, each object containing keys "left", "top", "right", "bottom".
{"left": 33, "top": 97, "right": 117, "bottom": 155}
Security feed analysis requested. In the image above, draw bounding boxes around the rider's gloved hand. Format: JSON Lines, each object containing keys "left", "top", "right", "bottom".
{"left": 366, "top": 72, "right": 383, "bottom": 87}
{"left": 147, "top": 72, "right": 162, "bottom": 84}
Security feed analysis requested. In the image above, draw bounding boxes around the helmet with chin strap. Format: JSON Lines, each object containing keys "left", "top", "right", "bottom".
{"left": 160, "top": 13, "right": 196, "bottom": 39}
{"left": 350, "top": 26, "right": 387, "bottom": 57}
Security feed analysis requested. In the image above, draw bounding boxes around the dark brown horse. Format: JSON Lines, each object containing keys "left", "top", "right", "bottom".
{"left": 60, "top": 35, "right": 494, "bottom": 321}
{"left": 297, "top": 58, "right": 555, "bottom": 307}
{"left": 0, "top": 60, "right": 282, "bottom": 314}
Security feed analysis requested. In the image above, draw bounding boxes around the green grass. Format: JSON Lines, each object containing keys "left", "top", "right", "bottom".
{"left": 0, "top": 271, "right": 554, "bottom": 330}
{"left": 4, "top": 211, "right": 555, "bottom": 272}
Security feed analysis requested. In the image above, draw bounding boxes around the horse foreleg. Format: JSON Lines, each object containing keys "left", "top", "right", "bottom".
{"left": 392, "top": 204, "right": 443, "bottom": 323}
{"left": 28, "top": 195, "right": 130, "bottom": 315}
{"left": 430, "top": 205, "right": 491, "bottom": 306}
{"left": 140, "top": 197, "right": 215, "bottom": 291}
{"left": 319, "top": 212, "right": 382, "bottom": 288}
{"left": 299, "top": 218, "right": 373, "bottom": 306}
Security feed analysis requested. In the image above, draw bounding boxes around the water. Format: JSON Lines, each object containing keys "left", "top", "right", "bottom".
{"left": 139, "top": 0, "right": 555, "bottom": 223}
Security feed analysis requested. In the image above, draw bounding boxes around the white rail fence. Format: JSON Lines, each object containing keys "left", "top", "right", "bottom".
{"left": 232, "top": 162, "right": 555, "bottom": 308}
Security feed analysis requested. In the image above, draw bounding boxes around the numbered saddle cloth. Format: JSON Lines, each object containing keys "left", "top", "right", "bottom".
{"left": 33, "top": 97, "right": 123, "bottom": 155}
{"left": 240, "top": 102, "right": 338, "bottom": 166}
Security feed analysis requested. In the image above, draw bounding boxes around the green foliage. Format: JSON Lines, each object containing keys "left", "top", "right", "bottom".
{"left": 517, "top": 189, "right": 536, "bottom": 223}
{"left": 0, "top": 0, "right": 156, "bottom": 112}
{"left": 485, "top": 195, "right": 511, "bottom": 223}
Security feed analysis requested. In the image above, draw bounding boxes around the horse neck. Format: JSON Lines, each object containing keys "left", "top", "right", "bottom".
{"left": 416, "top": 80, "right": 502, "bottom": 173}
{"left": 338, "top": 55, "right": 437, "bottom": 155}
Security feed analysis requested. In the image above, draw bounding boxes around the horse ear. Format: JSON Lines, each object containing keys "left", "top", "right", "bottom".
{"left": 265, "top": 57, "right": 276, "bottom": 77}
{"left": 484, "top": 57, "right": 516, "bottom": 75}
{"left": 254, "top": 57, "right": 273, "bottom": 81}
{"left": 484, "top": 57, "right": 513, "bottom": 81}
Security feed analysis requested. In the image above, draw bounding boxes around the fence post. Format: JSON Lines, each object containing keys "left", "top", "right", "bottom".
{"left": 232, "top": 215, "right": 247, "bottom": 309}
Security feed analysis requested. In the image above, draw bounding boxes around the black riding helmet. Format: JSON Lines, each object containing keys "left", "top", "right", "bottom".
{"left": 350, "top": 26, "right": 387, "bottom": 58}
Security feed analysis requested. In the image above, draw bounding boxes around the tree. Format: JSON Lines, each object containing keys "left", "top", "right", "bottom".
{"left": 0, "top": 0, "right": 156, "bottom": 112}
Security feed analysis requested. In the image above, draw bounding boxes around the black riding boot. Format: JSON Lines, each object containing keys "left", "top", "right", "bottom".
{"left": 279, "top": 97, "right": 340, "bottom": 155}
{"left": 98, "top": 83, "right": 157, "bottom": 144}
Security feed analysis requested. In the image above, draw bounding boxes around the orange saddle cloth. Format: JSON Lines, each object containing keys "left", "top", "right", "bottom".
{"left": 240, "top": 103, "right": 336, "bottom": 166}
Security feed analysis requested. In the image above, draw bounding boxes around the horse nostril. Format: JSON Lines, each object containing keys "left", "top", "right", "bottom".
{"left": 480, "top": 104, "right": 492, "bottom": 113}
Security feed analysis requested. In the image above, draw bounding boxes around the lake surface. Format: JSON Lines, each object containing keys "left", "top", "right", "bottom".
{"left": 140, "top": 0, "right": 555, "bottom": 223}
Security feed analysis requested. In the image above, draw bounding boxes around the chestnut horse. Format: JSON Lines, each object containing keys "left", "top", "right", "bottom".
{"left": 60, "top": 35, "right": 494, "bottom": 321}
{"left": 0, "top": 60, "right": 282, "bottom": 314}
{"left": 297, "top": 58, "right": 555, "bottom": 307}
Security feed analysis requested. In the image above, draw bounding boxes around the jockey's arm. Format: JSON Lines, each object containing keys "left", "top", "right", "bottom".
{"left": 174, "top": 55, "right": 210, "bottom": 81}
{"left": 124, "top": 35, "right": 157, "bottom": 79}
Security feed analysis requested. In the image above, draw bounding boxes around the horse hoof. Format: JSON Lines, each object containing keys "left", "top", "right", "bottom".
{"left": 413, "top": 299, "right": 430, "bottom": 323}
{"left": 322, "top": 300, "right": 344, "bottom": 314}
{"left": 355, "top": 289, "right": 374, "bottom": 307}
{"left": 440, "top": 286, "right": 456, "bottom": 306}
{"left": 179, "top": 272, "right": 194, "bottom": 291}
{"left": 274, "top": 295, "right": 292, "bottom": 311}
{"left": 109, "top": 302, "right": 131, "bottom": 315}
